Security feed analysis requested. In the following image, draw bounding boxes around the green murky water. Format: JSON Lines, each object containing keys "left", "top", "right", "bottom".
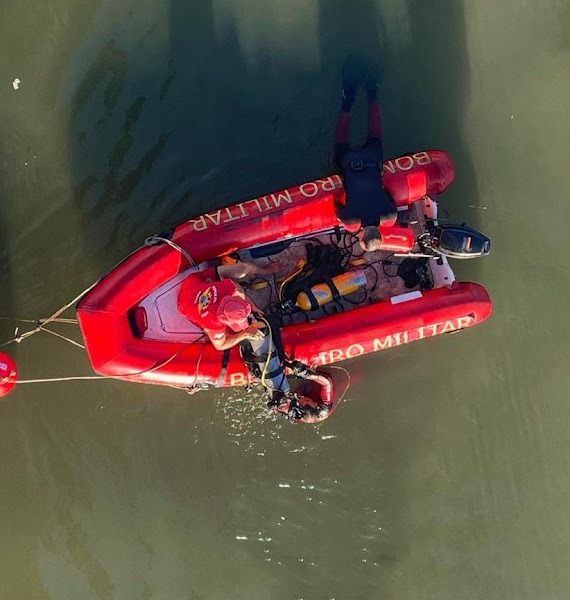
{"left": 1, "top": 1, "right": 570, "bottom": 598}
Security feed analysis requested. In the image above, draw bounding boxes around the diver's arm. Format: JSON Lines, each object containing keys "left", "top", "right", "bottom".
{"left": 217, "top": 261, "right": 280, "bottom": 281}
{"left": 204, "top": 322, "right": 265, "bottom": 351}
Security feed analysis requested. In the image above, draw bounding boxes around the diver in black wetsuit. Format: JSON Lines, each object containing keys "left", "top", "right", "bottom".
{"left": 334, "top": 59, "right": 397, "bottom": 252}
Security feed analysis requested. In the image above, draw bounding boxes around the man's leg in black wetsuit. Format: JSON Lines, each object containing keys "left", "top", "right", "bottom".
{"left": 365, "top": 82, "right": 383, "bottom": 154}
{"left": 333, "top": 87, "right": 356, "bottom": 168}
{"left": 333, "top": 80, "right": 359, "bottom": 227}
{"left": 364, "top": 83, "right": 398, "bottom": 225}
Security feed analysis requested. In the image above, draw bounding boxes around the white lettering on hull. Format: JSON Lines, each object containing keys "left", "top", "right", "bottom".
{"left": 383, "top": 151, "right": 432, "bottom": 174}
{"left": 313, "top": 316, "right": 475, "bottom": 366}
{"left": 187, "top": 176, "right": 343, "bottom": 232}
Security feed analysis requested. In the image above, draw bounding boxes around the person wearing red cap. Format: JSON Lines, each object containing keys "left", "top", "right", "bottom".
{"left": 178, "top": 261, "right": 276, "bottom": 350}
{"left": 178, "top": 260, "right": 299, "bottom": 410}
{"left": 179, "top": 261, "right": 337, "bottom": 422}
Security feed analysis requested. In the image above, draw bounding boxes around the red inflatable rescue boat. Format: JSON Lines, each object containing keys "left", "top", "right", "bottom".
{"left": 77, "top": 150, "right": 492, "bottom": 398}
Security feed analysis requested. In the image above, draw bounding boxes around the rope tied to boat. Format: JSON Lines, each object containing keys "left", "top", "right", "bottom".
{"left": 144, "top": 235, "right": 196, "bottom": 267}
{"left": 1, "top": 233, "right": 196, "bottom": 351}
{"left": 0, "top": 236, "right": 199, "bottom": 396}
{"left": 0, "top": 280, "right": 100, "bottom": 349}
{"left": 0, "top": 339, "right": 205, "bottom": 390}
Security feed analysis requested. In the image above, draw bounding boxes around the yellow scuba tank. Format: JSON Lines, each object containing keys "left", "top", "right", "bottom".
{"left": 296, "top": 269, "right": 367, "bottom": 311}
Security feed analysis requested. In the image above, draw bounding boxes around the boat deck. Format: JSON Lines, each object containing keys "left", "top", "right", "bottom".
{"left": 239, "top": 205, "right": 434, "bottom": 326}
{"left": 137, "top": 202, "right": 438, "bottom": 342}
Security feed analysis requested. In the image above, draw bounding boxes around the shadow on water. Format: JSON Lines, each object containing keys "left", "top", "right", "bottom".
{"left": 0, "top": 194, "right": 13, "bottom": 342}
{"left": 0, "top": 166, "right": 15, "bottom": 534}
{"left": 317, "top": 0, "right": 383, "bottom": 83}
{"left": 0, "top": 3, "right": 106, "bottom": 597}
{"left": 379, "top": 2, "right": 479, "bottom": 221}
{"left": 68, "top": 0, "right": 330, "bottom": 267}
{"left": 68, "top": 0, "right": 480, "bottom": 263}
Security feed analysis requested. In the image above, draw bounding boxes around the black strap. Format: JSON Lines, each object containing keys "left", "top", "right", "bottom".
{"left": 266, "top": 366, "right": 285, "bottom": 379}
{"left": 299, "top": 274, "right": 342, "bottom": 311}
{"left": 319, "top": 274, "right": 342, "bottom": 303}
{"left": 216, "top": 349, "right": 231, "bottom": 386}
{"left": 242, "top": 349, "right": 279, "bottom": 365}
{"left": 333, "top": 225, "right": 342, "bottom": 243}
{"left": 261, "top": 314, "right": 286, "bottom": 362}
{"left": 300, "top": 284, "right": 320, "bottom": 311}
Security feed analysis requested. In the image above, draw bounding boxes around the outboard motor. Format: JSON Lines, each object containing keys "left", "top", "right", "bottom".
{"left": 423, "top": 224, "right": 491, "bottom": 259}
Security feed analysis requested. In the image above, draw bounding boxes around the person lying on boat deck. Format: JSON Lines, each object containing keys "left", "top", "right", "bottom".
{"left": 334, "top": 61, "right": 397, "bottom": 252}
{"left": 177, "top": 261, "right": 280, "bottom": 350}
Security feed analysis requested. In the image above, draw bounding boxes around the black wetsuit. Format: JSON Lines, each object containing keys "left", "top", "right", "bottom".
{"left": 335, "top": 139, "right": 397, "bottom": 228}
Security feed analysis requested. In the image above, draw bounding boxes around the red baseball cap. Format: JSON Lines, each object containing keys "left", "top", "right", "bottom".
{"left": 216, "top": 295, "right": 252, "bottom": 332}
{"left": 178, "top": 275, "right": 238, "bottom": 330}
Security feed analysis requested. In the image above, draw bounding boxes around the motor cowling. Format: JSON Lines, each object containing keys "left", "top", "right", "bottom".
{"left": 431, "top": 224, "right": 491, "bottom": 259}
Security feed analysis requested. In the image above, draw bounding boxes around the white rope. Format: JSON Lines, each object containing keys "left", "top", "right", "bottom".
{"left": 41, "top": 280, "right": 100, "bottom": 328}
{"left": 0, "top": 327, "right": 40, "bottom": 347}
{"left": 10, "top": 343, "right": 202, "bottom": 388}
{"left": 40, "top": 318, "right": 78, "bottom": 324}
{"left": 144, "top": 235, "right": 196, "bottom": 266}
{"left": 1, "top": 235, "right": 195, "bottom": 351}
{"left": 324, "top": 364, "right": 351, "bottom": 401}
{"left": 0, "top": 279, "right": 101, "bottom": 349}
{"left": 0, "top": 316, "right": 78, "bottom": 324}
{"left": 39, "top": 326, "right": 85, "bottom": 349}
{"left": 15, "top": 375, "right": 105, "bottom": 384}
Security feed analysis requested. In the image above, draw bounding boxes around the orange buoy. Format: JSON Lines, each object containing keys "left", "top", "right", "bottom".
{"left": 0, "top": 352, "right": 18, "bottom": 397}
